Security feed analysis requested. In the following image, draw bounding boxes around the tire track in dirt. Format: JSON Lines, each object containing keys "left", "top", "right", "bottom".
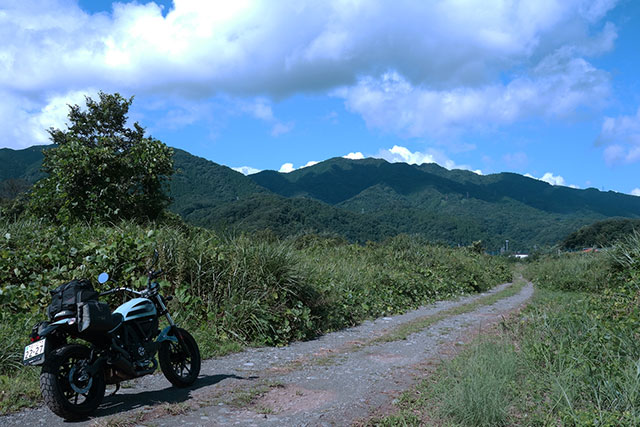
{"left": 1, "top": 280, "right": 534, "bottom": 427}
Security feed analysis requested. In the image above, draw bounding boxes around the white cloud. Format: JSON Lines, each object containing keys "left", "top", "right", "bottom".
{"left": 0, "top": 0, "right": 620, "bottom": 148}
{"left": 302, "top": 160, "right": 318, "bottom": 168}
{"left": 279, "top": 163, "right": 295, "bottom": 173}
{"left": 232, "top": 166, "right": 262, "bottom": 175}
{"left": 343, "top": 152, "right": 364, "bottom": 160}
{"left": 341, "top": 52, "right": 610, "bottom": 138}
{"left": 597, "top": 107, "right": 640, "bottom": 165}
{"left": 278, "top": 160, "right": 318, "bottom": 173}
{"left": 0, "top": 88, "right": 98, "bottom": 149}
{"left": 525, "top": 172, "right": 578, "bottom": 187}
{"left": 375, "top": 145, "right": 482, "bottom": 174}
{"left": 271, "top": 121, "right": 294, "bottom": 137}
{"left": 631, "top": 188, "right": 640, "bottom": 196}
{"left": 380, "top": 145, "right": 437, "bottom": 165}
{"left": 540, "top": 172, "right": 567, "bottom": 186}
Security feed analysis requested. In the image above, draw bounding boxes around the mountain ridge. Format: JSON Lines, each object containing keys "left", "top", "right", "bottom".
{"left": 2, "top": 144, "right": 639, "bottom": 251}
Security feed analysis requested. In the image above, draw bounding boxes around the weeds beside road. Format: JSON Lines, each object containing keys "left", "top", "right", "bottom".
{"left": 0, "top": 219, "right": 510, "bottom": 414}
{"left": 370, "top": 233, "right": 640, "bottom": 426}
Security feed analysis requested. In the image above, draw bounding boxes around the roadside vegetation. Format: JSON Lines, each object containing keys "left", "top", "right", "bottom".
{"left": 369, "top": 232, "right": 640, "bottom": 426}
{"left": 0, "top": 218, "right": 510, "bottom": 414}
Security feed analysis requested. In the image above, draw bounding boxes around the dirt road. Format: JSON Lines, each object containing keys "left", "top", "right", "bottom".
{"left": 2, "top": 281, "right": 533, "bottom": 426}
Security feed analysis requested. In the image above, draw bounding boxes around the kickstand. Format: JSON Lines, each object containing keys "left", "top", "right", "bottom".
{"left": 110, "top": 383, "right": 120, "bottom": 396}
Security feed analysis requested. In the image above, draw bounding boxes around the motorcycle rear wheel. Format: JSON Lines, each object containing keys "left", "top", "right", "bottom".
{"left": 40, "top": 344, "right": 105, "bottom": 420}
{"left": 158, "top": 327, "right": 201, "bottom": 387}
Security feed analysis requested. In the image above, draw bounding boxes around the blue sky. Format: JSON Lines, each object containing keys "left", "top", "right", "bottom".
{"left": 1, "top": 0, "right": 639, "bottom": 195}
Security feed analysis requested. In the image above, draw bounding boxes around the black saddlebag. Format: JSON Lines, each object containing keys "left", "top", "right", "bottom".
{"left": 77, "top": 300, "right": 116, "bottom": 333}
{"left": 47, "top": 279, "right": 99, "bottom": 321}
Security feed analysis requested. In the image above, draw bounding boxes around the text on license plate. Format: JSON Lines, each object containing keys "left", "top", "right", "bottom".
{"left": 24, "top": 339, "right": 46, "bottom": 361}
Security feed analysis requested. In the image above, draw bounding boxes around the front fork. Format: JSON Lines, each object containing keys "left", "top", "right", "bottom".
{"left": 155, "top": 294, "right": 186, "bottom": 349}
{"left": 155, "top": 294, "right": 176, "bottom": 327}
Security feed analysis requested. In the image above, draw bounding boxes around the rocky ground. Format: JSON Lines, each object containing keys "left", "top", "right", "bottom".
{"left": 2, "top": 280, "right": 534, "bottom": 426}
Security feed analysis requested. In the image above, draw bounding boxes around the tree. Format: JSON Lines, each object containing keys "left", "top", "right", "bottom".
{"left": 28, "top": 92, "right": 174, "bottom": 223}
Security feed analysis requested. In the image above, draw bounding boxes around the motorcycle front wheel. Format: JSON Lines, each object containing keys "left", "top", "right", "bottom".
{"left": 158, "top": 327, "right": 201, "bottom": 387}
{"left": 40, "top": 344, "right": 105, "bottom": 420}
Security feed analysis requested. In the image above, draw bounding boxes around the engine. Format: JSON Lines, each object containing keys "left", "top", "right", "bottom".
{"left": 108, "top": 297, "right": 160, "bottom": 381}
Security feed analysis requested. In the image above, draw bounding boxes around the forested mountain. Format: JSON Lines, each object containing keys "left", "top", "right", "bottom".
{"left": 251, "top": 157, "right": 640, "bottom": 217}
{"left": 0, "top": 145, "right": 47, "bottom": 183}
{"left": 170, "top": 148, "right": 268, "bottom": 218}
{"left": 0, "top": 145, "right": 48, "bottom": 200}
{"left": 2, "top": 145, "right": 640, "bottom": 251}
{"left": 249, "top": 157, "right": 640, "bottom": 250}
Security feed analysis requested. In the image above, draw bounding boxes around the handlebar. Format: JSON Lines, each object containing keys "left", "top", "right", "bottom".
{"left": 99, "top": 287, "right": 143, "bottom": 297}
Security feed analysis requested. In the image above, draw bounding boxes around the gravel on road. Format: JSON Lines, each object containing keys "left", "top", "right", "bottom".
{"left": 1, "top": 280, "right": 534, "bottom": 427}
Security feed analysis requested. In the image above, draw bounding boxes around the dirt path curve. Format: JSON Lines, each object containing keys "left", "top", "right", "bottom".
{"left": 2, "top": 281, "right": 533, "bottom": 427}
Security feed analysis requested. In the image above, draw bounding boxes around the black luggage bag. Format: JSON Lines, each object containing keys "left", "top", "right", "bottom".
{"left": 47, "top": 279, "right": 99, "bottom": 321}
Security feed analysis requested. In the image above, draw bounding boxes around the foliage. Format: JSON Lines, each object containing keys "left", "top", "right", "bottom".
{"left": 0, "top": 220, "right": 510, "bottom": 346}
{"left": 187, "top": 193, "right": 395, "bottom": 244}
{"left": 503, "top": 288, "right": 640, "bottom": 425}
{"left": 27, "top": 92, "right": 173, "bottom": 223}
{"left": 516, "top": 242, "right": 640, "bottom": 423}
{"left": 562, "top": 217, "right": 640, "bottom": 249}
{"left": 0, "top": 218, "right": 511, "bottom": 414}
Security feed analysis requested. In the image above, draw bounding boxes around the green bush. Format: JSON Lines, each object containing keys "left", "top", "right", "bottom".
{"left": 27, "top": 92, "right": 173, "bottom": 223}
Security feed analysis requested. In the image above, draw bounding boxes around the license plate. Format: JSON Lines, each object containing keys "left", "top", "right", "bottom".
{"left": 23, "top": 338, "right": 46, "bottom": 366}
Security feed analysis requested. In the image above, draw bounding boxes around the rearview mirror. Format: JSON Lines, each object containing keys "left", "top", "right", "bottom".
{"left": 98, "top": 272, "right": 109, "bottom": 284}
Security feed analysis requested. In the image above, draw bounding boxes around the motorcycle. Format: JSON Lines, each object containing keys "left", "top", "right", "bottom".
{"left": 22, "top": 251, "right": 201, "bottom": 420}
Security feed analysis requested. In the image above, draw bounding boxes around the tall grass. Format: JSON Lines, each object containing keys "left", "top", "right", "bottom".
{"left": 439, "top": 339, "right": 519, "bottom": 426}
{"left": 524, "top": 251, "right": 610, "bottom": 291}
{"left": 0, "top": 220, "right": 510, "bottom": 382}
{"left": 518, "top": 236, "right": 640, "bottom": 424}
{"left": 504, "top": 288, "right": 640, "bottom": 425}
{"left": 372, "top": 234, "right": 640, "bottom": 425}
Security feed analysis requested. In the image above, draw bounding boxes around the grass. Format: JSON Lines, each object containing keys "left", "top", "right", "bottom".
{"left": 227, "top": 381, "right": 285, "bottom": 409}
{"left": 367, "top": 336, "right": 520, "bottom": 427}
{"left": 440, "top": 339, "right": 519, "bottom": 426}
{"left": 0, "top": 368, "right": 41, "bottom": 414}
{"left": 370, "top": 238, "right": 640, "bottom": 426}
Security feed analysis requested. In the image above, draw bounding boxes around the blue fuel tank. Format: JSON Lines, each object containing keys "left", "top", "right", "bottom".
{"left": 114, "top": 298, "right": 157, "bottom": 322}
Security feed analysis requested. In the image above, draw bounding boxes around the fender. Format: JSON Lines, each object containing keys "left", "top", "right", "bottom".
{"left": 39, "top": 317, "right": 76, "bottom": 337}
{"left": 156, "top": 326, "right": 178, "bottom": 344}
{"left": 23, "top": 318, "right": 75, "bottom": 366}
